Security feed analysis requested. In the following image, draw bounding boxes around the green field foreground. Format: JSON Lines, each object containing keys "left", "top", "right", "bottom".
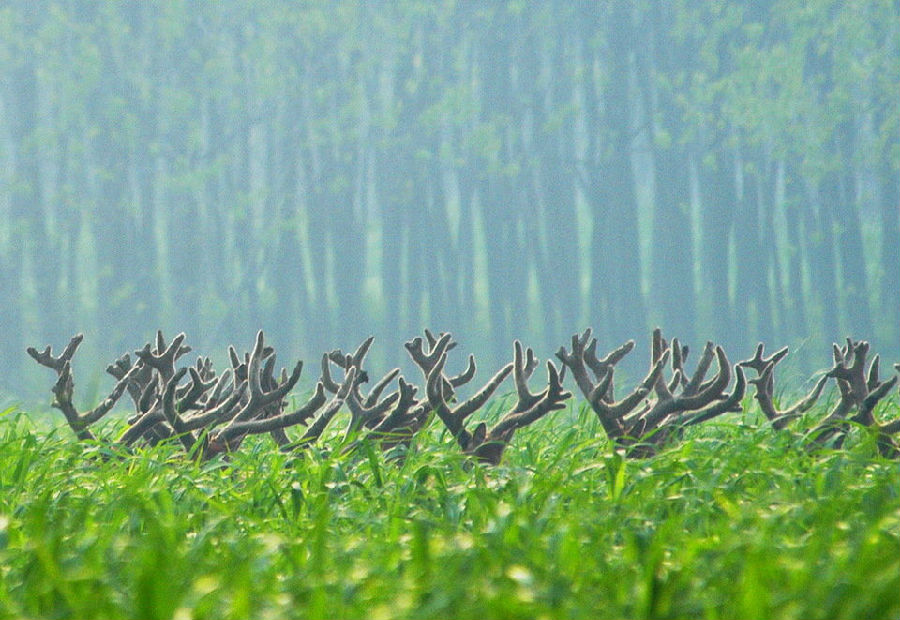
{"left": 1, "top": 401, "right": 898, "bottom": 620}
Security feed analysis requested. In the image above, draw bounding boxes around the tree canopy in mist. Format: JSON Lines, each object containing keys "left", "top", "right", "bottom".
{"left": 1, "top": 0, "right": 897, "bottom": 400}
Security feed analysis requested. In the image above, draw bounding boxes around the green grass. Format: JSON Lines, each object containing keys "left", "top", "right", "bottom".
{"left": 0, "top": 400, "right": 898, "bottom": 620}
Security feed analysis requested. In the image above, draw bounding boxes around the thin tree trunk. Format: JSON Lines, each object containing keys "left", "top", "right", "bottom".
{"left": 877, "top": 139, "right": 900, "bottom": 350}
{"left": 642, "top": 4, "right": 696, "bottom": 342}
{"left": 832, "top": 120, "right": 872, "bottom": 336}
{"left": 698, "top": 147, "right": 736, "bottom": 347}
{"left": 92, "top": 35, "right": 136, "bottom": 354}
{"left": 477, "top": 8, "right": 529, "bottom": 363}
{"left": 782, "top": 158, "right": 809, "bottom": 345}
{"left": 734, "top": 145, "right": 774, "bottom": 351}
{"left": 533, "top": 25, "right": 580, "bottom": 351}
{"left": 2, "top": 46, "right": 40, "bottom": 386}
{"left": 599, "top": 0, "right": 645, "bottom": 344}
{"left": 270, "top": 97, "right": 309, "bottom": 353}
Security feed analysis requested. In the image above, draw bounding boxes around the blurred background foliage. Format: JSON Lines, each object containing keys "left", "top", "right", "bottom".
{"left": 0, "top": 0, "right": 897, "bottom": 402}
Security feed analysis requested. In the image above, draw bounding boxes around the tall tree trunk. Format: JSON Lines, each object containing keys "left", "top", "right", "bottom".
{"left": 2, "top": 42, "right": 39, "bottom": 387}
{"left": 804, "top": 40, "right": 848, "bottom": 343}
{"left": 596, "top": 0, "right": 646, "bottom": 345}
{"left": 127, "top": 4, "right": 161, "bottom": 342}
{"left": 321, "top": 49, "right": 366, "bottom": 349}
{"left": 376, "top": 143, "right": 406, "bottom": 345}
{"left": 877, "top": 134, "right": 900, "bottom": 352}
{"left": 643, "top": 5, "right": 696, "bottom": 342}
{"left": 805, "top": 193, "right": 840, "bottom": 343}
{"left": 733, "top": 145, "right": 774, "bottom": 351}
{"left": 330, "top": 145, "right": 366, "bottom": 346}
{"left": 533, "top": 23, "right": 580, "bottom": 351}
{"left": 455, "top": 164, "right": 477, "bottom": 341}
{"left": 92, "top": 35, "right": 137, "bottom": 355}
{"left": 419, "top": 20, "right": 459, "bottom": 336}
{"left": 876, "top": 5, "right": 900, "bottom": 355}
{"left": 698, "top": 147, "right": 737, "bottom": 348}
{"left": 299, "top": 55, "right": 333, "bottom": 354}
{"left": 781, "top": 158, "right": 809, "bottom": 346}
{"left": 452, "top": 20, "right": 478, "bottom": 345}
{"left": 476, "top": 7, "right": 530, "bottom": 363}
{"left": 376, "top": 39, "right": 417, "bottom": 344}
{"left": 269, "top": 97, "right": 310, "bottom": 353}
{"left": 832, "top": 119, "right": 872, "bottom": 337}
{"left": 164, "top": 24, "right": 204, "bottom": 342}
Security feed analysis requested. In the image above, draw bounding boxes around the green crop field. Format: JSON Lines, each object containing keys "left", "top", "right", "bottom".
{"left": 0, "top": 399, "right": 897, "bottom": 620}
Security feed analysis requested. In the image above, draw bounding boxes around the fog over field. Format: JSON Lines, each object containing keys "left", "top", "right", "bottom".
{"left": 1, "top": 1, "right": 897, "bottom": 403}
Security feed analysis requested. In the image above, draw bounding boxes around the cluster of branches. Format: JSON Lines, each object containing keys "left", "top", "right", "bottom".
{"left": 27, "top": 328, "right": 900, "bottom": 465}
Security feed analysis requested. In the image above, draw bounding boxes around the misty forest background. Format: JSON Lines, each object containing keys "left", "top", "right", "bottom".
{"left": 0, "top": 1, "right": 898, "bottom": 404}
